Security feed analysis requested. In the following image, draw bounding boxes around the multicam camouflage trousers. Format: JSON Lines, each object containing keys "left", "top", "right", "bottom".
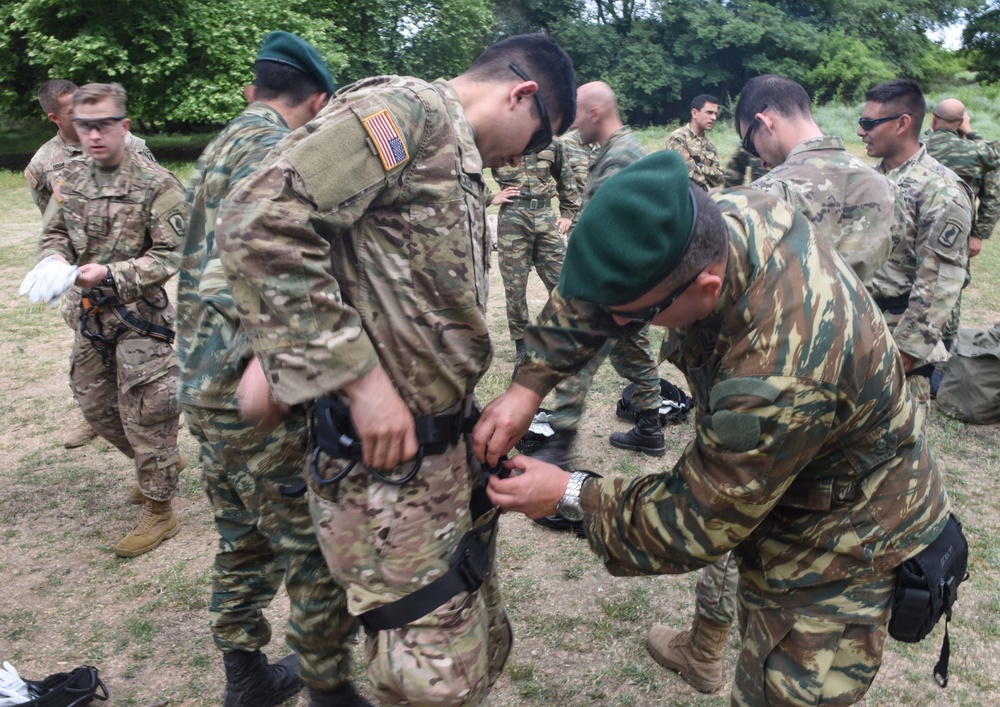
{"left": 310, "top": 438, "right": 512, "bottom": 706}
{"left": 734, "top": 603, "right": 886, "bottom": 706}
{"left": 497, "top": 203, "right": 565, "bottom": 341}
{"left": 184, "top": 407, "right": 355, "bottom": 689}
{"left": 547, "top": 325, "right": 662, "bottom": 431}
{"left": 69, "top": 293, "right": 180, "bottom": 501}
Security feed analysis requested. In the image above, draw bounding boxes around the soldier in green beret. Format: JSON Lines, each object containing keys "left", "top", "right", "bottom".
{"left": 474, "top": 149, "right": 951, "bottom": 705}
{"left": 177, "top": 31, "right": 367, "bottom": 706}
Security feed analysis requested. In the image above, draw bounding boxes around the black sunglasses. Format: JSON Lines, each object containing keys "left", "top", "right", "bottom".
{"left": 605, "top": 270, "right": 702, "bottom": 323}
{"left": 740, "top": 104, "right": 767, "bottom": 158}
{"left": 857, "top": 113, "right": 907, "bottom": 131}
{"left": 509, "top": 62, "right": 553, "bottom": 155}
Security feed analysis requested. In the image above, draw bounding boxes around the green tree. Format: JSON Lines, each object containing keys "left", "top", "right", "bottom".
{"left": 965, "top": 1, "right": 1000, "bottom": 81}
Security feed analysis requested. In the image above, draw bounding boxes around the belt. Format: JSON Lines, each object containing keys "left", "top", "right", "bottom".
{"left": 508, "top": 196, "right": 550, "bottom": 209}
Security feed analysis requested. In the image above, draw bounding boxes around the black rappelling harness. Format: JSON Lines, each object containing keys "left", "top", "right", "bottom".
{"left": 79, "top": 278, "right": 174, "bottom": 368}
{"left": 308, "top": 394, "right": 508, "bottom": 635}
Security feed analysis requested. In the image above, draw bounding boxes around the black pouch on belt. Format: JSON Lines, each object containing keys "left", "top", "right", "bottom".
{"left": 887, "top": 513, "right": 969, "bottom": 687}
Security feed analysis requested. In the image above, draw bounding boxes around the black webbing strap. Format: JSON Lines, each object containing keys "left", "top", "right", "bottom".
{"left": 79, "top": 286, "right": 175, "bottom": 367}
{"left": 110, "top": 303, "right": 175, "bottom": 345}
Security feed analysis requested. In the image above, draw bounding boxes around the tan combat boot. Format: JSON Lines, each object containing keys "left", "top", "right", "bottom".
{"left": 63, "top": 417, "right": 98, "bottom": 449}
{"left": 114, "top": 498, "right": 180, "bottom": 557}
{"left": 646, "top": 614, "right": 732, "bottom": 693}
{"left": 128, "top": 454, "right": 186, "bottom": 504}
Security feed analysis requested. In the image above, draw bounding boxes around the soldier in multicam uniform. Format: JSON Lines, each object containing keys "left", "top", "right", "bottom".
{"left": 25, "top": 79, "right": 155, "bottom": 450}
{"left": 474, "top": 150, "right": 951, "bottom": 706}
{"left": 176, "top": 33, "right": 366, "bottom": 707}
{"left": 637, "top": 74, "right": 904, "bottom": 695}
{"left": 524, "top": 81, "right": 665, "bottom": 507}
{"left": 665, "top": 94, "right": 724, "bottom": 191}
{"left": 491, "top": 137, "right": 579, "bottom": 363}
{"left": 214, "top": 34, "right": 577, "bottom": 706}
{"left": 722, "top": 145, "right": 768, "bottom": 187}
{"left": 37, "top": 83, "right": 186, "bottom": 558}
{"left": 858, "top": 79, "right": 973, "bottom": 419}
{"left": 923, "top": 98, "right": 1000, "bottom": 390}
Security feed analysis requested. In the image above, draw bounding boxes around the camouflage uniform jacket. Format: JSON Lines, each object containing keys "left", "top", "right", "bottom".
{"left": 38, "top": 148, "right": 185, "bottom": 303}
{"left": 25, "top": 132, "right": 155, "bottom": 216}
{"left": 750, "top": 135, "right": 900, "bottom": 291}
{"left": 873, "top": 146, "right": 973, "bottom": 365}
{"left": 492, "top": 137, "right": 580, "bottom": 219}
{"left": 215, "top": 76, "right": 491, "bottom": 416}
{"left": 561, "top": 128, "right": 596, "bottom": 193}
{"left": 583, "top": 126, "right": 647, "bottom": 207}
{"left": 177, "top": 103, "right": 290, "bottom": 410}
{"left": 665, "top": 124, "right": 723, "bottom": 190}
{"left": 723, "top": 145, "right": 768, "bottom": 187}
{"left": 924, "top": 127, "right": 1000, "bottom": 240}
{"left": 518, "top": 189, "right": 949, "bottom": 621}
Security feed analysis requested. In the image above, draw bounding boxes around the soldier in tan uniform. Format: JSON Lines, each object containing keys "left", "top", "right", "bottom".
{"left": 37, "top": 83, "right": 186, "bottom": 558}
{"left": 25, "top": 80, "right": 154, "bottom": 450}
{"left": 665, "top": 94, "right": 724, "bottom": 190}
{"left": 858, "top": 79, "right": 973, "bottom": 419}
{"left": 215, "top": 34, "right": 577, "bottom": 706}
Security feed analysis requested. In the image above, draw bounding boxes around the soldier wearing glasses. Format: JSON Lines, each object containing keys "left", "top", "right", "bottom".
{"left": 215, "top": 34, "right": 577, "bottom": 705}
{"left": 37, "top": 82, "right": 187, "bottom": 558}
{"left": 857, "top": 79, "right": 973, "bottom": 418}
{"left": 473, "top": 150, "right": 950, "bottom": 706}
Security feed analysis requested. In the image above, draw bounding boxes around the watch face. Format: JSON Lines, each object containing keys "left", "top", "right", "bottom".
{"left": 557, "top": 503, "right": 584, "bottom": 522}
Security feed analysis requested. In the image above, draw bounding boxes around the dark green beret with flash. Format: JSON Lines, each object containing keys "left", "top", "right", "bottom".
{"left": 257, "top": 31, "right": 336, "bottom": 97}
{"left": 559, "top": 149, "right": 696, "bottom": 306}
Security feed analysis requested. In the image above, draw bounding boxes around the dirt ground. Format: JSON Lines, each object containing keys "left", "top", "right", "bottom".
{"left": 1, "top": 174, "right": 998, "bottom": 706}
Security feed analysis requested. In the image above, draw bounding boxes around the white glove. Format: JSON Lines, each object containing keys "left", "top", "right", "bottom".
{"left": 18, "top": 256, "right": 80, "bottom": 307}
{"left": 0, "top": 661, "right": 30, "bottom": 705}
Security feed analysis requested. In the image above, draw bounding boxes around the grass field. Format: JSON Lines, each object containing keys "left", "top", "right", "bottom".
{"left": 0, "top": 135, "right": 998, "bottom": 706}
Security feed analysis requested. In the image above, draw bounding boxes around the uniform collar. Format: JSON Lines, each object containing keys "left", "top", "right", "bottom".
{"left": 784, "top": 134, "right": 845, "bottom": 160}
{"left": 434, "top": 78, "right": 483, "bottom": 177}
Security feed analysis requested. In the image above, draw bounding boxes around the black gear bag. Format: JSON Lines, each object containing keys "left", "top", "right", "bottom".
{"left": 887, "top": 513, "right": 969, "bottom": 688}
{"left": 617, "top": 378, "right": 693, "bottom": 425}
{"left": 22, "top": 665, "right": 108, "bottom": 707}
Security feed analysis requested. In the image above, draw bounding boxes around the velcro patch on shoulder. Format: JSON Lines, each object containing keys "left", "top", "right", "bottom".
{"left": 362, "top": 109, "right": 409, "bottom": 171}
{"left": 24, "top": 168, "right": 38, "bottom": 190}
{"left": 711, "top": 410, "right": 762, "bottom": 452}
{"left": 709, "top": 378, "right": 781, "bottom": 412}
{"left": 53, "top": 178, "right": 64, "bottom": 203}
{"left": 938, "top": 217, "right": 965, "bottom": 249}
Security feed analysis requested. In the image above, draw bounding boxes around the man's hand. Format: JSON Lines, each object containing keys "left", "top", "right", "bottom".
{"left": 959, "top": 112, "right": 972, "bottom": 137}
{"left": 237, "top": 356, "right": 288, "bottom": 434}
{"left": 486, "top": 454, "right": 572, "bottom": 518}
{"left": 76, "top": 264, "right": 109, "bottom": 288}
{"left": 344, "top": 364, "right": 418, "bottom": 470}
{"left": 970, "top": 236, "right": 983, "bottom": 258}
{"left": 472, "top": 382, "right": 543, "bottom": 466}
{"left": 556, "top": 217, "right": 572, "bottom": 236}
{"left": 491, "top": 186, "right": 519, "bottom": 206}
{"left": 899, "top": 350, "right": 915, "bottom": 373}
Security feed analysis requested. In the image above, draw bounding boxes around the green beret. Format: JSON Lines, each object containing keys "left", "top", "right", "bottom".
{"left": 559, "top": 150, "right": 696, "bottom": 306}
{"left": 257, "top": 31, "right": 336, "bottom": 97}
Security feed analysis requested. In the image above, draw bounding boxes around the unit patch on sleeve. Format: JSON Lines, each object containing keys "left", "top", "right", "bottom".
{"left": 362, "top": 109, "right": 409, "bottom": 171}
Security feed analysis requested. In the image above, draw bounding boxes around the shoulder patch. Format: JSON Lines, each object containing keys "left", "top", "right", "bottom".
{"left": 53, "top": 178, "right": 64, "bottom": 203}
{"left": 938, "top": 217, "right": 965, "bottom": 249}
{"left": 166, "top": 211, "right": 186, "bottom": 237}
{"left": 24, "top": 168, "right": 38, "bottom": 190}
{"left": 362, "top": 109, "right": 409, "bottom": 171}
{"left": 709, "top": 378, "right": 781, "bottom": 412}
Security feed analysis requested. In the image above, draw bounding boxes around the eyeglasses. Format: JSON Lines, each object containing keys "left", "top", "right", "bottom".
{"left": 605, "top": 270, "right": 702, "bottom": 323}
{"left": 740, "top": 104, "right": 767, "bottom": 158}
{"left": 72, "top": 116, "right": 125, "bottom": 134}
{"left": 857, "top": 113, "right": 907, "bottom": 132}
{"left": 509, "top": 62, "right": 553, "bottom": 155}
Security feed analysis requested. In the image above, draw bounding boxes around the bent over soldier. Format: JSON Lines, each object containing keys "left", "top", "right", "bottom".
{"left": 216, "top": 34, "right": 577, "bottom": 706}
{"left": 177, "top": 33, "right": 365, "bottom": 706}
{"left": 37, "top": 83, "right": 186, "bottom": 558}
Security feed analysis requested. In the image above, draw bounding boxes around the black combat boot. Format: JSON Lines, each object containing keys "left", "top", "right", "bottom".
{"left": 609, "top": 411, "right": 666, "bottom": 456}
{"left": 222, "top": 650, "right": 302, "bottom": 707}
{"left": 308, "top": 683, "right": 373, "bottom": 706}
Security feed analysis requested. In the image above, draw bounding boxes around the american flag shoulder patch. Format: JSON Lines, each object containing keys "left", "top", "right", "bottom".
{"left": 362, "top": 109, "right": 409, "bottom": 171}
{"left": 24, "top": 168, "right": 38, "bottom": 190}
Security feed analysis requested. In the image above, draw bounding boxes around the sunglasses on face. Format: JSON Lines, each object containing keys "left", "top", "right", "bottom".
{"left": 857, "top": 113, "right": 907, "bottom": 131}
{"left": 604, "top": 270, "right": 702, "bottom": 323}
{"left": 509, "top": 62, "right": 553, "bottom": 155}
{"left": 72, "top": 116, "right": 126, "bottom": 134}
{"left": 740, "top": 104, "right": 768, "bottom": 158}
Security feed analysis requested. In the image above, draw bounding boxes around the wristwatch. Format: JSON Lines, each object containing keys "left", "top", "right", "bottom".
{"left": 557, "top": 471, "right": 591, "bottom": 522}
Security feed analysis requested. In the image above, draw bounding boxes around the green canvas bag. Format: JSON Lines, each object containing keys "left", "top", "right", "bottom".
{"left": 936, "top": 323, "right": 1000, "bottom": 424}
